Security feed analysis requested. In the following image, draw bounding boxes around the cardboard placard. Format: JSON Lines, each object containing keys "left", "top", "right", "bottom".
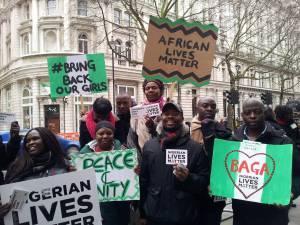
{"left": 0, "top": 169, "right": 102, "bottom": 225}
{"left": 166, "top": 149, "right": 188, "bottom": 166}
{"left": 130, "top": 103, "right": 161, "bottom": 119}
{"left": 143, "top": 16, "right": 218, "bottom": 87}
{"left": 71, "top": 149, "right": 140, "bottom": 202}
{"left": 48, "top": 54, "right": 107, "bottom": 98}
{"left": 210, "top": 139, "right": 293, "bottom": 205}
{"left": 0, "top": 113, "right": 16, "bottom": 124}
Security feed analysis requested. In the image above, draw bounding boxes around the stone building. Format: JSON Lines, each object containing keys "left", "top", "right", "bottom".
{"left": 0, "top": 0, "right": 299, "bottom": 131}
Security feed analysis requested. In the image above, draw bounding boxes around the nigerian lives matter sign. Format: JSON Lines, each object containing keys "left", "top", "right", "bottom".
{"left": 0, "top": 169, "right": 102, "bottom": 225}
{"left": 210, "top": 139, "right": 293, "bottom": 205}
{"left": 71, "top": 149, "right": 140, "bottom": 202}
{"left": 143, "top": 16, "right": 218, "bottom": 87}
{"left": 48, "top": 54, "right": 107, "bottom": 98}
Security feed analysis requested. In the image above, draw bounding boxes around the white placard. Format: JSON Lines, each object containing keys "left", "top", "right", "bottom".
{"left": 130, "top": 103, "right": 161, "bottom": 119}
{"left": 71, "top": 149, "right": 139, "bottom": 202}
{"left": 0, "top": 169, "right": 102, "bottom": 225}
{"left": 166, "top": 149, "right": 188, "bottom": 166}
{"left": 0, "top": 113, "right": 16, "bottom": 124}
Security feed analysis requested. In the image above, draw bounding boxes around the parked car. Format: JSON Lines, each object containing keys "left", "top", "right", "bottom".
{"left": 0, "top": 129, "right": 80, "bottom": 155}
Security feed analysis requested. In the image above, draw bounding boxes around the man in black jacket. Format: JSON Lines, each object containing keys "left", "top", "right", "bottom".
{"left": 0, "top": 121, "right": 21, "bottom": 184}
{"left": 0, "top": 121, "right": 21, "bottom": 225}
{"left": 190, "top": 97, "right": 232, "bottom": 225}
{"left": 139, "top": 102, "right": 209, "bottom": 225}
{"left": 231, "top": 99, "right": 300, "bottom": 225}
{"left": 114, "top": 94, "right": 131, "bottom": 145}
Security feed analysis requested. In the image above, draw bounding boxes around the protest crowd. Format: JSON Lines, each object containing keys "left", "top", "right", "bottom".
{"left": 0, "top": 78, "right": 299, "bottom": 225}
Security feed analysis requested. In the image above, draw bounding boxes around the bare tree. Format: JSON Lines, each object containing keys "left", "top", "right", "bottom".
{"left": 90, "top": 0, "right": 227, "bottom": 64}
{"left": 271, "top": 31, "right": 300, "bottom": 104}
{"left": 213, "top": 0, "right": 300, "bottom": 91}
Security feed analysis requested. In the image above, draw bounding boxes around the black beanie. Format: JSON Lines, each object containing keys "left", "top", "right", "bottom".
{"left": 95, "top": 121, "right": 115, "bottom": 133}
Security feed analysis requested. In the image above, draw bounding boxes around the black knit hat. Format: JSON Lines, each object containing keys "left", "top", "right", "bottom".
{"left": 93, "top": 97, "right": 112, "bottom": 115}
{"left": 143, "top": 79, "right": 164, "bottom": 94}
{"left": 95, "top": 121, "right": 115, "bottom": 133}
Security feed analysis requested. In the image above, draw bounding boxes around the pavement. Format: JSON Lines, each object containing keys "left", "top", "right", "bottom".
{"left": 221, "top": 198, "right": 300, "bottom": 225}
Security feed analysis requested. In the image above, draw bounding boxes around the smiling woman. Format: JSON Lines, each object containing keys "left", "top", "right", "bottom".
{"left": 5, "top": 127, "right": 68, "bottom": 184}
{"left": 0, "top": 127, "right": 69, "bottom": 222}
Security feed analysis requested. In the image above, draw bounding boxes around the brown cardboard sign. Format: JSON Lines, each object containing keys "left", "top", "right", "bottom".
{"left": 143, "top": 16, "right": 218, "bottom": 87}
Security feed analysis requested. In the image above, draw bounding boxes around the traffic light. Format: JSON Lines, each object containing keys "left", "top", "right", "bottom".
{"left": 224, "top": 89, "right": 239, "bottom": 104}
{"left": 261, "top": 92, "right": 272, "bottom": 105}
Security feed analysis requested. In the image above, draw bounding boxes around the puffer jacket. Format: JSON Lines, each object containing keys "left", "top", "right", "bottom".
{"left": 231, "top": 124, "right": 299, "bottom": 225}
{"left": 140, "top": 126, "right": 209, "bottom": 225}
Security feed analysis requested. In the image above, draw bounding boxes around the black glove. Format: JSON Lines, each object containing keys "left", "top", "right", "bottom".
{"left": 201, "top": 119, "right": 216, "bottom": 138}
{"left": 10, "top": 121, "right": 20, "bottom": 138}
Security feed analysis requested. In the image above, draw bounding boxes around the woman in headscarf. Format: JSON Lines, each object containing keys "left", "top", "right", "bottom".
{"left": 80, "top": 121, "right": 130, "bottom": 225}
{"left": 0, "top": 127, "right": 68, "bottom": 221}
{"left": 79, "top": 97, "right": 116, "bottom": 148}
{"left": 127, "top": 79, "right": 165, "bottom": 156}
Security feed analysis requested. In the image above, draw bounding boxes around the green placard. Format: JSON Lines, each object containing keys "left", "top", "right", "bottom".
{"left": 210, "top": 139, "right": 292, "bottom": 205}
{"left": 71, "top": 149, "right": 140, "bottom": 202}
{"left": 47, "top": 54, "right": 107, "bottom": 98}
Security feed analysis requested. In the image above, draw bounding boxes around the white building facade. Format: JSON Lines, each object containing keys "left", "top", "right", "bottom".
{"left": 0, "top": 0, "right": 299, "bottom": 131}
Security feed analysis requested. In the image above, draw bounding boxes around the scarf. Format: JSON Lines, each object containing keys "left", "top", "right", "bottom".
{"left": 190, "top": 116, "right": 204, "bottom": 144}
{"left": 143, "top": 96, "right": 165, "bottom": 110}
{"left": 5, "top": 151, "right": 56, "bottom": 183}
{"left": 86, "top": 110, "right": 116, "bottom": 139}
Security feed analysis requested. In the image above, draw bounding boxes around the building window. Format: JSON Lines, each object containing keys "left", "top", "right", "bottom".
{"left": 6, "top": 86, "right": 11, "bottom": 112}
{"left": 114, "top": 39, "right": 124, "bottom": 65}
{"left": 23, "top": 34, "right": 30, "bottom": 55}
{"left": 124, "top": 12, "right": 131, "bottom": 26}
{"left": 74, "top": 96, "right": 93, "bottom": 131}
{"left": 125, "top": 41, "right": 132, "bottom": 61}
{"left": 114, "top": 9, "right": 121, "bottom": 25}
{"left": 78, "top": 33, "right": 88, "bottom": 53}
{"left": 78, "top": 0, "right": 87, "bottom": 16}
{"left": 45, "top": 30, "right": 57, "bottom": 52}
{"left": 22, "top": 87, "right": 33, "bottom": 129}
{"left": 47, "top": 0, "right": 56, "bottom": 15}
{"left": 117, "top": 85, "right": 136, "bottom": 98}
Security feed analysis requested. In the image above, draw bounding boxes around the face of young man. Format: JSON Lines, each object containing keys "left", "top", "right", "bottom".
{"left": 162, "top": 108, "right": 184, "bottom": 131}
{"left": 197, "top": 97, "right": 217, "bottom": 121}
{"left": 242, "top": 102, "right": 265, "bottom": 130}
{"left": 116, "top": 96, "right": 131, "bottom": 115}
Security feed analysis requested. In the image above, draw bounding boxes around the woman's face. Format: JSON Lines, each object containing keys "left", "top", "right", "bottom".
{"left": 25, "top": 130, "right": 46, "bottom": 156}
{"left": 96, "top": 128, "right": 114, "bottom": 150}
{"left": 144, "top": 82, "right": 161, "bottom": 102}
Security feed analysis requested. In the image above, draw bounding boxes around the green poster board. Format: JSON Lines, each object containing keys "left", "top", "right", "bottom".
{"left": 210, "top": 139, "right": 292, "bottom": 205}
{"left": 48, "top": 53, "right": 107, "bottom": 98}
{"left": 71, "top": 149, "right": 140, "bottom": 202}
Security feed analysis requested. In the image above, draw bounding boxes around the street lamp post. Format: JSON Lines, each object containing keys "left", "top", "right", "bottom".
{"left": 110, "top": 36, "right": 116, "bottom": 113}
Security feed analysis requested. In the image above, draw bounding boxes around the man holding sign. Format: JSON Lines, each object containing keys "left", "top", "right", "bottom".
{"left": 140, "top": 102, "right": 209, "bottom": 225}
{"left": 230, "top": 99, "right": 300, "bottom": 225}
